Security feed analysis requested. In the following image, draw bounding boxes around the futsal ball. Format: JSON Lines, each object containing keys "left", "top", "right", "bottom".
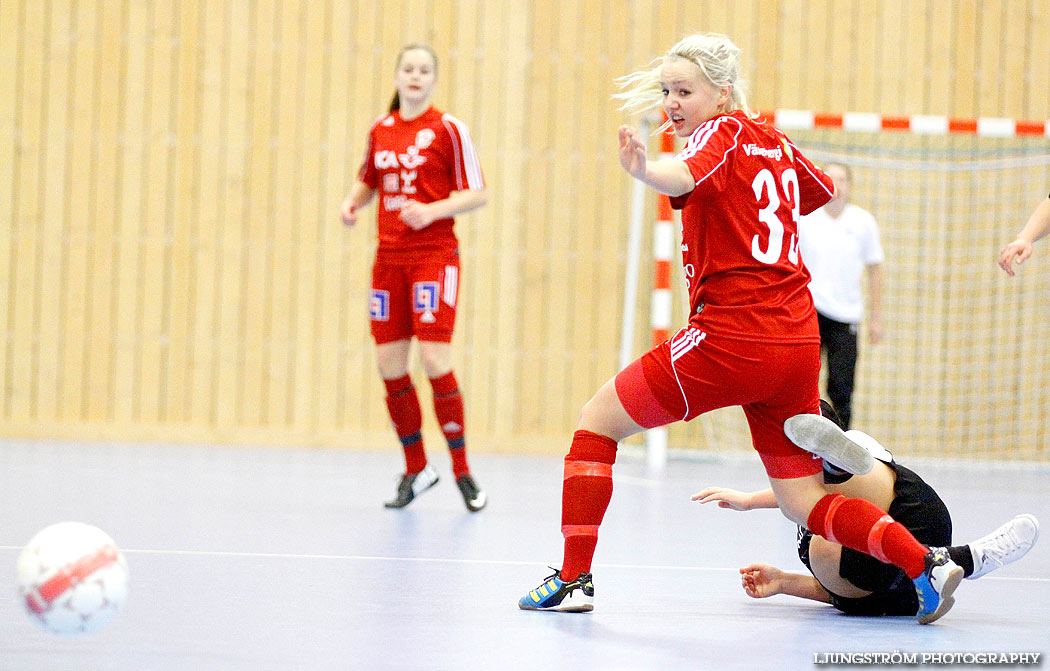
{"left": 15, "top": 522, "right": 129, "bottom": 635}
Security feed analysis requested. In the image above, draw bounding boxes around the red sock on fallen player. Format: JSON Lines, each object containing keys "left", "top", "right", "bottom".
{"left": 807, "top": 493, "right": 928, "bottom": 579}
{"left": 560, "top": 430, "right": 618, "bottom": 582}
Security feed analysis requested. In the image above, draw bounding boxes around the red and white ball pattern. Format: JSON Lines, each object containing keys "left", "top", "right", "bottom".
{"left": 16, "top": 522, "right": 129, "bottom": 635}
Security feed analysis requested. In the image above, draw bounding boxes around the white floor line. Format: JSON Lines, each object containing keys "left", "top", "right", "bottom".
{"left": 3, "top": 545, "right": 1045, "bottom": 582}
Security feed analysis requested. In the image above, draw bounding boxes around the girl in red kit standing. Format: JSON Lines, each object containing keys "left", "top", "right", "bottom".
{"left": 341, "top": 44, "right": 488, "bottom": 512}
{"left": 517, "top": 33, "right": 962, "bottom": 623}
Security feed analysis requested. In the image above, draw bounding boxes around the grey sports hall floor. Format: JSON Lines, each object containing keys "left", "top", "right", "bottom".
{"left": 1, "top": 438, "right": 1047, "bottom": 671}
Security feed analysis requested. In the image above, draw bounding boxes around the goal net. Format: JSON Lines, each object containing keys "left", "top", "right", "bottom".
{"left": 662, "top": 130, "right": 1050, "bottom": 462}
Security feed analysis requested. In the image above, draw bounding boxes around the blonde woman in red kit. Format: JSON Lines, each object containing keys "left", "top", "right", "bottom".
{"left": 517, "top": 33, "right": 962, "bottom": 624}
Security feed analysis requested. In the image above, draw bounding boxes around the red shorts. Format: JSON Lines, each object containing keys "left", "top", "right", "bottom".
{"left": 614, "top": 327, "right": 823, "bottom": 479}
{"left": 370, "top": 251, "right": 460, "bottom": 344}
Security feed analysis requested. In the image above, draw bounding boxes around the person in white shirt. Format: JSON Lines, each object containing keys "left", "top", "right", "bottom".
{"left": 798, "top": 163, "right": 883, "bottom": 428}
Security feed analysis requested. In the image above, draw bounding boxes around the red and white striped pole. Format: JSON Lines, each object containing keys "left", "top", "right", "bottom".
{"left": 646, "top": 124, "right": 676, "bottom": 470}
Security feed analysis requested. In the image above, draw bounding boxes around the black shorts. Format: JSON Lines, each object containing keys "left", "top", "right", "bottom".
{"left": 797, "top": 462, "right": 952, "bottom": 616}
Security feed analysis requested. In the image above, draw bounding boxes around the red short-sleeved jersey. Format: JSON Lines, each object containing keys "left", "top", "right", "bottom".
{"left": 669, "top": 110, "right": 835, "bottom": 343}
{"left": 358, "top": 106, "right": 485, "bottom": 262}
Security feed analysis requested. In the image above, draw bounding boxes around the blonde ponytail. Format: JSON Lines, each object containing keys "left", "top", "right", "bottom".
{"left": 613, "top": 33, "right": 754, "bottom": 128}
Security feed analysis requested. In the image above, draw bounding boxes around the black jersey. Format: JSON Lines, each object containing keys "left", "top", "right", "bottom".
{"left": 797, "top": 461, "right": 952, "bottom": 616}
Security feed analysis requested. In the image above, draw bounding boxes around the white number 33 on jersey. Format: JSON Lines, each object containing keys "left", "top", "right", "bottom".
{"left": 751, "top": 168, "right": 800, "bottom": 265}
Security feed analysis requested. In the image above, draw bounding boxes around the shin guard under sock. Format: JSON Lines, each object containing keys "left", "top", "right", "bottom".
{"left": 807, "top": 493, "right": 928, "bottom": 579}
{"left": 561, "top": 430, "right": 618, "bottom": 582}
{"left": 383, "top": 375, "right": 426, "bottom": 474}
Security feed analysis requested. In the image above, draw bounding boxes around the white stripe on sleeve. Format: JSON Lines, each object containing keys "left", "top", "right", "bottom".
{"left": 441, "top": 114, "right": 485, "bottom": 190}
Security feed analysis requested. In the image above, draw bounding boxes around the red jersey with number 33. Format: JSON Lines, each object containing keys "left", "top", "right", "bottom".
{"left": 669, "top": 110, "right": 835, "bottom": 343}
{"left": 358, "top": 106, "right": 485, "bottom": 261}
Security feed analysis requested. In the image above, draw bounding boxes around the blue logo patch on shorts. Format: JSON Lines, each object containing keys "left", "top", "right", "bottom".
{"left": 370, "top": 289, "right": 390, "bottom": 321}
{"left": 413, "top": 282, "right": 439, "bottom": 324}
{"left": 413, "top": 282, "right": 439, "bottom": 313}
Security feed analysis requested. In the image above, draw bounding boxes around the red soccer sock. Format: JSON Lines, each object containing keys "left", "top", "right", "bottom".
{"left": 383, "top": 375, "right": 426, "bottom": 474}
{"left": 807, "top": 494, "right": 928, "bottom": 579}
{"left": 429, "top": 371, "right": 469, "bottom": 477}
{"left": 560, "top": 430, "right": 618, "bottom": 582}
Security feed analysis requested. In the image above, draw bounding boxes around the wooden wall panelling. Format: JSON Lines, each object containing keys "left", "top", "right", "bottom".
{"left": 707, "top": 0, "right": 733, "bottom": 34}
{"left": 37, "top": 3, "right": 71, "bottom": 422}
{"left": 806, "top": 0, "right": 831, "bottom": 112}
{"left": 455, "top": 0, "right": 493, "bottom": 438}
{"left": 402, "top": 0, "right": 428, "bottom": 42}
{"left": 1028, "top": 0, "right": 1050, "bottom": 120}
{"left": 241, "top": 0, "right": 278, "bottom": 427}
{"left": 775, "top": 0, "right": 804, "bottom": 111}
{"left": 899, "top": 0, "right": 928, "bottom": 115}
{"left": 876, "top": 1, "right": 905, "bottom": 114}
{"left": 823, "top": 0, "right": 851, "bottom": 113}
{"left": 216, "top": 0, "right": 251, "bottom": 428}
{"left": 950, "top": 0, "right": 978, "bottom": 119}
{"left": 291, "top": 0, "right": 328, "bottom": 433}
{"left": 265, "top": 0, "right": 303, "bottom": 427}
{"left": 112, "top": 0, "right": 148, "bottom": 424}
{"left": 676, "top": 0, "right": 704, "bottom": 37}
{"left": 136, "top": 2, "right": 174, "bottom": 425}
{"left": 593, "top": 1, "right": 632, "bottom": 398}
{"left": 976, "top": 0, "right": 1005, "bottom": 119}
{"left": 79, "top": 0, "right": 111, "bottom": 420}
{"left": 489, "top": 0, "right": 528, "bottom": 439}
{"left": 925, "top": 0, "right": 953, "bottom": 113}
{"left": 541, "top": 0, "right": 583, "bottom": 434}
{"left": 357, "top": 0, "right": 405, "bottom": 434}
{"left": 753, "top": 0, "right": 779, "bottom": 113}
{"left": 566, "top": 0, "right": 600, "bottom": 425}
{"left": 1, "top": 0, "right": 1049, "bottom": 453}
{"left": 0, "top": 0, "right": 18, "bottom": 419}
{"left": 316, "top": 0, "right": 350, "bottom": 435}
{"left": 851, "top": 0, "right": 878, "bottom": 113}
{"left": 475, "top": 0, "right": 513, "bottom": 438}
{"left": 429, "top": 0, "right": 456, "bottom": 59}
{"left": 167, "top": 0, "right": 204, "bottom": 425}
{"left": 1001, "top": 0, "right": 1027, "bottom": 118}
{"left": 9, "top": 0, "right": 45, "bottom": 421}
{"left": 338, "top": 2, "right": 377, "bottom": 436}
{"left": 516, "top": 0, "right": 554, "bottom": 435}
{"left": 188, "top": 0, "right": 226, "bottom": 427}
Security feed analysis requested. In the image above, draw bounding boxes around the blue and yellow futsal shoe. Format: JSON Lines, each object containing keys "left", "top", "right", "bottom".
{"left": 518, "top": 569, "right": 594, "bottom": 612}
{"left": 913, "top": 547, "right": 964, "bottom": 624}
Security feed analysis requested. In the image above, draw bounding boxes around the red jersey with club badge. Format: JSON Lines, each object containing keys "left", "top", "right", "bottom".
{"left": 358, "top": 106, "right": 485, "bottom": 263}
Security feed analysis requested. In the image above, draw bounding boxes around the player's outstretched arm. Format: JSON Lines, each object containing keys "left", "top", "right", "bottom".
{"left": 740, "top": 564, "right": 833, "bottom": 603}
{"left": 691, "top": 486, "right": 778, "bottom": 511}
{"left": 999, "top": 196, "right": 1050, "bottom": 276}
{"left": 618, "top": 125, "right": 694, "bottom": 197}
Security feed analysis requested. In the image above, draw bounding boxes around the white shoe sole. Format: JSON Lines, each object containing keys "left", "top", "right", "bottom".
{"left": 918, "top": 565, "right": 963, "bottom": 625}
{"left": 784, "top": 413, "right": 874, "bottom": 475}
{"left": 519, "top": 598, "right": 594, "bottom": 613}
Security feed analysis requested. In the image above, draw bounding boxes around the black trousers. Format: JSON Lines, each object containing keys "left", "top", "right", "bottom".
{"left": 817, "top": 312, "right": 858, "bottom": 429}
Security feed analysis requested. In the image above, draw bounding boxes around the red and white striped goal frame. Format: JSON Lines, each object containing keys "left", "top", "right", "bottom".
{"left": 758, "top": 109, "right": 1050, "bottom": 138}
